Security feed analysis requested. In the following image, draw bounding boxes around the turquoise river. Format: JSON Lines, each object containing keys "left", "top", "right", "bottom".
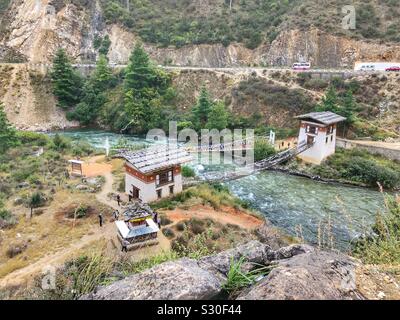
{"left": 53, "top": 130, "right": 385, "bottom": 250}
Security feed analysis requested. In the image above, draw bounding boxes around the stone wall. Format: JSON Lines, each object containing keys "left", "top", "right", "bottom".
{"left": 337, "top": 138, "right": 400, "bottom": 161}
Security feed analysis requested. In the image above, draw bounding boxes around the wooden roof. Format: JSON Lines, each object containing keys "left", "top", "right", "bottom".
{"left": 295, "top": 112, "right": 346, "bottom": 125}
{"left": 118, "top": 145, "right": 192, "bottom": 174}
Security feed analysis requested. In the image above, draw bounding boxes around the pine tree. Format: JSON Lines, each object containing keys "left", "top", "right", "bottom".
{"left": 91, "top": 55, "right": 113, "bottom": 91}
{"left": 206, "top": 101, "right": 229, "bottom": 130}
{"left": 122, "top": 43, "right": 171, "bottom": 132}
{"left": 68, "top": 55, "right": 112, "bottom": 125}
{"left": 316, "top": 85, "right": 339, "bottom": 113}
{"left": 51, "top": 49, "right": 82, "bottom": 108}
{"left": 124, "top": 89, "right": 146, "bottom": 132}
{"left": 124, "top": 43, "right": 154, "bottom": 92}
{"left": 340, "top": 89, "right": 357, "bottom": 136}
{"left": 0, "top": 103, "right": 17, "bottom": 153}
{"left": 192, "top": 86, "right": 213, "bottom": 130}
{"left": 341, "top": 89, "right": 357, "bottom": 124}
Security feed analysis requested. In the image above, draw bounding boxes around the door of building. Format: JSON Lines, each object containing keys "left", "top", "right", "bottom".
{"left": 132, "top": 186, "right": 140, "bottom": 199}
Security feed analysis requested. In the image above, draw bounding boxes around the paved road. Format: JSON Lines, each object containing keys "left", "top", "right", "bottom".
{"left": 0, "top": 62, "right": 371, "bottom": 75}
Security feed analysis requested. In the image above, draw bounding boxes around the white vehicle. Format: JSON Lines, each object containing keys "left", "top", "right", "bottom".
{"left": 354, "top": 62, "right": 400, "bottom": 72}
{"left": 292, "top": 62, "right": 311, "bottom": 71}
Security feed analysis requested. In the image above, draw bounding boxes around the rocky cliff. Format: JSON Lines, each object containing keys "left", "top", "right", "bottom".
{"left": 1, "top": 0, "right": 400, "bottom": 131}
{"left": 2, "top": 1, "right": 400, "bottom": 68}
{"left": 82, "top": 240, "right": 398, "bottom": 300}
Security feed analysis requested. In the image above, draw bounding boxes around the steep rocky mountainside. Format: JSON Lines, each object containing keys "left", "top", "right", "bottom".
{"left": 0, "top": 63, "right": 76, "bottom": 130}
{"left": 0, "top": 0, "right": 400, "bottom": 131}
{"left": 1, "top": 0, "right": 400, "bottom": 67}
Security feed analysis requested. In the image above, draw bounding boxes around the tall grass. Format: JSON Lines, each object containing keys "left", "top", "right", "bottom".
{"left": 353, "top": 194, "right": 400, "bottom": 265}
{"left": 116, "top": 250, "right": 180, "bottom": 276}
{"left": 65, "top": 254, "right": 113, "bottom": 299}
{"left": 223, "top": 257, "right": 273, "bottom": 298}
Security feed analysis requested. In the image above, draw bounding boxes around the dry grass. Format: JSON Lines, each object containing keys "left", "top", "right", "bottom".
{"left": 0, "top": 191, "right": 109, "bottom": 280}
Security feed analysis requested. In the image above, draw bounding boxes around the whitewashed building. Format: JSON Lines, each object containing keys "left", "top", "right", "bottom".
{"left": 120, "top": 146, "right": 192, "bottom": 203}
{"left": 295, "top": 112, "right": 346, "bottom": 164}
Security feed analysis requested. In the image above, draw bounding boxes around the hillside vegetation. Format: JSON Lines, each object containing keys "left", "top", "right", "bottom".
{"left": 101, "top": 0, "right": 400, "bottom": 49}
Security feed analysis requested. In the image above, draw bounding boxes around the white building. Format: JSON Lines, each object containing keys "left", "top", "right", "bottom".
{"left": 295, "top": 112, "right": 346, "bottom": 164}
{"left": 120, "top": 146, "right": 192, "bottom": 203}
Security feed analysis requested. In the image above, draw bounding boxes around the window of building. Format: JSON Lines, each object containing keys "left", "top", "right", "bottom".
{"left": 157, "top": 189, "right": 162, "bottom": 199}
{"left": 169, "top": 186, "right": 174, "bottom": 195}
{"left": 306, "top": 126, "right": 318, "bottom": 135}
{"left": 331, "top": 135, "right": 333, "bottom": 142}
{"left": 156, "top": 170, "right": 174, "bottom": 186}
{"left": 326, "top": 137, "right": 328, "bottom": 144}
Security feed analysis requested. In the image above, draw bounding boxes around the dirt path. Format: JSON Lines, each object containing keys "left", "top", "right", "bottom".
{"left": 346, "top": 139, "right": 400, "bottom": 150}
{"left": 0, "top": 223, "right": 115, "bottom": 289}
{"left": 0, "top": 161, "right": 170, "bottom": 289}
{"left": 165, "top": 205, "right": 263, "bottom": 230}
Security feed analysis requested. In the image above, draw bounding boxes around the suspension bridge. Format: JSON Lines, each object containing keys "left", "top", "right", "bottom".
{"left": 199, "top": 140, "right": 314, "bottom": 183}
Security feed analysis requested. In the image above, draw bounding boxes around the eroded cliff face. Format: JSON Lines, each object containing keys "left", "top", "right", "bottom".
{"left": 265, "top": 29, "right": 400, "bottom": 68}
{"left": 1, "top": 0, "right": 400, "bottom": 131}
{"left": 2, "top": 1, "right": 400, "bottom": 68}
{"left": 0, "top": 63, "right": 77, "bottom": 131}
{"left": 1, "top": 0, "right": 101, "bottom": 64}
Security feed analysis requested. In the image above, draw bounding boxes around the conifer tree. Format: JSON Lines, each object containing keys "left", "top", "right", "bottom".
{"left": 122, "top": 43, "right": 170, "bottom": 132}
{"left": 68, "top": 55, "right": 112, "bottom": 125}
{"left": 0, "top": 103, "right": 18, "bottom": 153}
{"left": 192, "top": 86, "right": 213, "bottom": 130}
{"left": 206, "top": 101, "right": 229, "bottom": 130}
{"left": 51, "top": 48, "right": 82, "bottom": 108}
{"left": 316, "top": 85, "right": 339, "bottom": 114}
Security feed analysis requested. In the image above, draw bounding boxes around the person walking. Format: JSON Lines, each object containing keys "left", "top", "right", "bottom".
{"left": 121, "top": 239, "right": 129, "bottom": 253}
{"left": 98, "top": 213, "right": 103, "bottom": 227}
{"left": 116, "top": 194, "right": 121, "bottom": 207}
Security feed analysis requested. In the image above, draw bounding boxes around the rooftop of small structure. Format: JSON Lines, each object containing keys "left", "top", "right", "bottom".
{"left": 116, "top": 219, "right": 159, "bottom": 239}
{"left": 295, "top": 112, "right": 346, "bottom": 125}
{"left": 116, "top": 145, "right": 192, "bottom": 174}
{"left": 122, "top": 202, "right": 155, "bottom": 221}
{"left": 68, "top": 159, "right": 84, "bottom": 164}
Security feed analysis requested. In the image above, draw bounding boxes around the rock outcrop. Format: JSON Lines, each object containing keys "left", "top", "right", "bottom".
{"left": 2, "top": 1, "right": 400, "bottom": 68}
{"left": 238, "top": 250, "right": 361, "bottom": 300}
{"left": 82, "top": 241, "right": 364, "bottom": 300}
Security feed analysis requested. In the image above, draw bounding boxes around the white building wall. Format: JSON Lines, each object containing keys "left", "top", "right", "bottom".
{"left": 125, "top": 173, "right": 158, "bottom": 203}
{"left": 297, "top": 122, "right": 338, "bottom": 164}
{"left": 125, "top": 171, "right": 184, "bottom": 203}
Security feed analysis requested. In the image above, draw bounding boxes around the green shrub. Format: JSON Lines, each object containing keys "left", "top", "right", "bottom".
{"left": 254, "top": 139, "right": 276, "bottom": 162}
{"left": 176, "top": 222, "right": 186, "bottom": 232}
{"left": 16, "top": 131, "right": 50, "bottom": 146}
{"left": 160, "top": 215, "right": 172, "bottom": 226}
{"left": 162, "top": 227, "right": 175, "bottom": 239}
{"left": 181, "top": 165, "right": 196, "bottom": 178}
{"left": 312, "top": 148, "right": 400, "bottom": 189}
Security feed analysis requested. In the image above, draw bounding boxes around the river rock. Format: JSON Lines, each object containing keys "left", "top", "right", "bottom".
{"left": 16, "top": 182, "right": 29, "bottom": 189}
{"left": 237, "top": 250, "right": 362, "bottom": 300}
{"left": 75, "top": 184, "right": 89, "bottom": 191}
{"left": 82, "top": 258, "right": 223, "bottom": 300}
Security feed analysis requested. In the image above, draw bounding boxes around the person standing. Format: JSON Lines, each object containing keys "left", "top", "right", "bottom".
{"left": 98, "top": 213, "right": 103, "bottom": 227}
{"left": 116, "top": 194, "right": 121, "bottom": 207}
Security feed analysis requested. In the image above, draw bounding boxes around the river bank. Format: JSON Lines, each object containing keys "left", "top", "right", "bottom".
{"left": 45, "top": 130, "right": 387, "bottom": 249}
